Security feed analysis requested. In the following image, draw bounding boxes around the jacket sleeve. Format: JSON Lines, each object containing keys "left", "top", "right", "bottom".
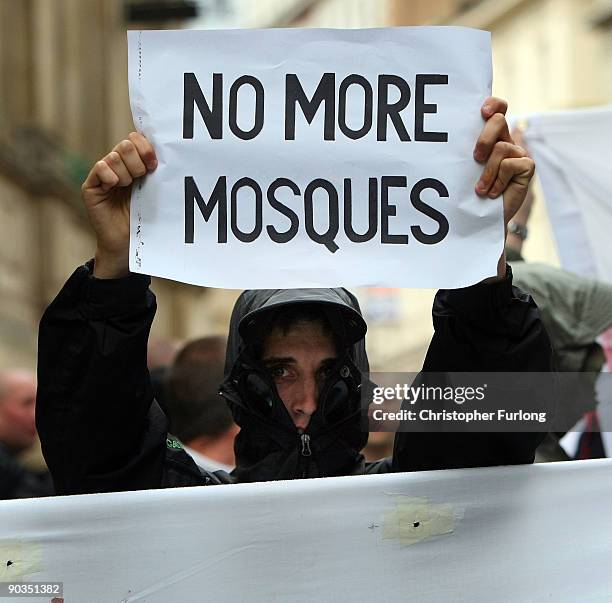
{"left": 392, "top": 265, "right": 553, "bottom": 472}
{"left": 36, "top": 262, "right": 168, "bottom": 495}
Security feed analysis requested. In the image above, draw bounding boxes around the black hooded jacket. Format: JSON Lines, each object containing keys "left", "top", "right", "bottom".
{"left": 220, "top": 288, "right": 381, "bottom": 483}
{"left": 36, "top": 262, "right": 551, "bottom": 495}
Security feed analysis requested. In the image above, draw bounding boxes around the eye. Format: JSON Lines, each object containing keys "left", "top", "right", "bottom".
{"left": 317, "top": 364, "right": 335, "bottom": 381}
{"left": 269, "top": 365, "right": 292, "bottom": 381}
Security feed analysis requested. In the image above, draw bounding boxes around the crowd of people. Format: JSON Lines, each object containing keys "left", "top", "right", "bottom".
{"left": 1, "top": 99, "right": 610, "bottom": 500}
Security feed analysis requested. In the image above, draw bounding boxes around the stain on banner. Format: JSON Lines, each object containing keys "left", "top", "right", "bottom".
{"left": 382, "top": 496, "right": 456, "bottom": 546}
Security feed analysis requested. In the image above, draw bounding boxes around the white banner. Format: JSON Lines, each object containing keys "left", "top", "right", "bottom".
{"left": 1, "top": 460, "right": 611, "bottom": 602}
{"left": 522, "top": 105, "right": 612, "bottom": 283}
{"left": 127, "top": 27, "right": 499, "bottom": 289}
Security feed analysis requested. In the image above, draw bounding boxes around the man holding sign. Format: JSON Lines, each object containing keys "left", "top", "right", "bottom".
{"left": 36, "top": 28, "right": 551, "bottom": 493}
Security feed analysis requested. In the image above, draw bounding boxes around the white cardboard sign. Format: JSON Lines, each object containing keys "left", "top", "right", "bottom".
{"left": 128, "top": 27, "right": 498, "bottom": 289}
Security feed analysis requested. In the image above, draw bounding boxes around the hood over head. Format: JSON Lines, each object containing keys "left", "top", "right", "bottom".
{"left": 220, "top": 288, "right": 371, "bottom": 482}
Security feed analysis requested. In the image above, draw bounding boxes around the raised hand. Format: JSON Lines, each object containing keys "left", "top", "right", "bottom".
{"left": 473, "top": 97, "right": 535, "bottom": 279}
{"left": 81, "top": 132, "right": 157, "bottom": 278}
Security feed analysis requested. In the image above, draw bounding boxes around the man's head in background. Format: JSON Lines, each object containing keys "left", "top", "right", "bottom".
{"left": 0, "top": 370, "right": 37, "bottom": 453}
{"left": 166, "top": 337, "right": 238, "bottom": 468}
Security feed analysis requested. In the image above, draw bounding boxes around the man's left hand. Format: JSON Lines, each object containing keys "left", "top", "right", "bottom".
{"left": 473, "top": 96, "right": 535, "bottom": 279}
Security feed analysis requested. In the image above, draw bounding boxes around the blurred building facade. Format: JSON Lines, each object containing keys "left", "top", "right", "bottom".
{"left": 0, "top": 0, "right": 239, "bottom": 369}
{"left": 0, "top": 0, "right": 609, "bottom": 370}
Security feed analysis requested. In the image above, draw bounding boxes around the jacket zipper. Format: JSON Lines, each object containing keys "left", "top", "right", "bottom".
{"left": 300, "top": 433, "right": 312, "bottom": 456}
{"left": 297, "top": 431, "right": 312, "bottom": 478}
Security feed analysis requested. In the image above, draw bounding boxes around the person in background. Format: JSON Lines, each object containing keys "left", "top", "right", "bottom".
{"left": 362, "top": 431, "right": 394, "bottom": 463}
{"left": 165, "top": 337, "right": 239, "bottom": 473}
{"left": 0, "top": 370, "right": 53, "bottom": 498}
{"left": 506, "top": 129, "right": 612, "bottom": 460}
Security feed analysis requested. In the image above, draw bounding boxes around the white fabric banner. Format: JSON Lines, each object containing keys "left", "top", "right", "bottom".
{"left": 524, "top": 107, "right": 612, "bottom": 455}
{"left": 522, "top": 105, "right": 612, "bottom": 283}
{"left": 127, "top": 27, "right": 499, "bottom": 289}
{"left": 1, "top": 460, "right": 611, "bottom": 602}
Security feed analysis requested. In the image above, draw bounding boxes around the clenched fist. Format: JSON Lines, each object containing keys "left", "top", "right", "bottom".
{"left": 473, "top": 97, "right": 535, "bottom": 279}
{"left": 81, "top": 132, "right": 157, "bottom": 278}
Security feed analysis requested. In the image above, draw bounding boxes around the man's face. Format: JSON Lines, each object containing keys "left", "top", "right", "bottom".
{"left": 261, "top": 320, "right": 337, "bottom": 430}
{"left": 0, "top": 373, "right": 37, "bottom": 452}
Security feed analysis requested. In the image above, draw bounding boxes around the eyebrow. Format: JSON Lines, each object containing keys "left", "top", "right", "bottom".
{"left": 262, "top": 357, "right": 296, "bottom": 365}
{"left": 262, "top": 356, "right": 337, "bottom": 366}
{"left": 319, "top": 357, "right": 337, "bottom": 366}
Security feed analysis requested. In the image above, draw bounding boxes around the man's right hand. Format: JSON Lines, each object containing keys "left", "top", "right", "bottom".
{"left": 81, "top": 132, "right": 157, "bottom": 279}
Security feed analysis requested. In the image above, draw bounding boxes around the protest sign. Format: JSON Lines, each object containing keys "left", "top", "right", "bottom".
{"left": 127, "top": 27, "right": 496, "bottom": 288}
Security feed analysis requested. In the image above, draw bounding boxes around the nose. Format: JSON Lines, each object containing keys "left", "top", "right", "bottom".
{"left": 292, "top": 381, "right": 318, "bottom": 430}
